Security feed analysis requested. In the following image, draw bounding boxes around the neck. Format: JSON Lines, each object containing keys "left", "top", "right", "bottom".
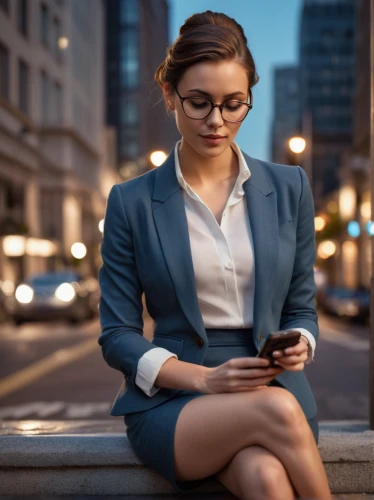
{"left": 178, "top": 139, "right": 239, "bottom": 187}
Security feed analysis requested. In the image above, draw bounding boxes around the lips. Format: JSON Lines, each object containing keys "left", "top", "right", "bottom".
{"left": 201, "top": 135, "right": 226, "bottom": 139}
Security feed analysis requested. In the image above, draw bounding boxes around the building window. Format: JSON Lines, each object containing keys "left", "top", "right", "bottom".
{"left": 18, "top": 59, "right": 29, "bottom": 114}
{"left": 121, "top": 100, "right": 138, "bottom": 125}
{"left": 40, "top": 70, "right": 49, "bottom": 124}
{"left": 120, "top": 30, "right": 139, "bottom": 88}
{"left": 121, "top": 0, "right": 139, "bottom": 25}
{"left": 53, "top": 18, "right": 61, "bottom": 61}
{"left": 0, "top": 42, "right": 9, "bottom": 99}
{"left": 51, "top": 81, "right": 62, "bottom": 123}
{"left": 0, "top": 0, "right": 9, "bottom": 14}
{"left": 18, "top": 0, "right": 28, "bottom": 37}
{"left": 119, "top": 127, "right": 139, "bottom": 158}
{"left": 120, "top": 139, "right": 139, "bottom": 158}
{"left": 40, "top": 4, "right": 49, "bottom": 46}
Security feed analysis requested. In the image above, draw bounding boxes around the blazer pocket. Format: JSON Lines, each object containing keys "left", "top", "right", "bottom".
{"left": 151, "top": 334, "right": 184, "bottom": 357}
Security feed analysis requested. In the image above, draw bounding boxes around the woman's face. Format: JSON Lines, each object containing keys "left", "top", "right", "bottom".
{"left": 166, "top": 60, "right": 249, "bottom": 159}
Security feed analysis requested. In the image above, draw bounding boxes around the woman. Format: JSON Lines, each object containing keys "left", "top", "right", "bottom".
{"left": 99, "top": 11, "right": 332, "bottom": 500}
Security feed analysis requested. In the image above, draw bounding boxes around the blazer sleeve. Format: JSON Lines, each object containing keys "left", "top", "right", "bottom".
{"left": 279, "top": 167, "right": 319, "bottom": 343}
{"left": 98, "top": 184, "right": 156, "bottom": 384}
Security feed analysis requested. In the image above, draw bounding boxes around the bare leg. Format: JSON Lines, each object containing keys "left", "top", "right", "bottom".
{"left": 216, "top": 445, "right": 296, "bottom": 500}
{"left": 173, "top": 387, "right": 332, "bottom": 499}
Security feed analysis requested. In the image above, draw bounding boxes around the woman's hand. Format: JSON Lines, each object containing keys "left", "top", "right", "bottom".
{"left": 200, "top": 357, "right": 285, "bottom": 395}
{"left": 271, "top": 336, "right": 309, "bottom": 372}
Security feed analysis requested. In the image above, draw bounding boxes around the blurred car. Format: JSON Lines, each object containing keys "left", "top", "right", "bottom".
{"left": 317, "top": 286, "right": 370, "bottom": 324}
{"left": 6, "top": 271, "right": 100, "bottom": 325}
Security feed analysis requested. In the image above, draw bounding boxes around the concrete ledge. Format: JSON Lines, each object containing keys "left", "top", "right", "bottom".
{"left": 0, "top": 420, "right": 372, "bottom": 496}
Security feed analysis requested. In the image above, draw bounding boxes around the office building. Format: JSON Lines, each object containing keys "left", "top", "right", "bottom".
{"left": 0, "top": 0, "right": 114, "bottom": 283}
{"left": 105, "top": 0, "right": 179, "bottom": 179}
{"left": 299, "top": 0, "right": 356, "bottom": 205}
{"left": 271, "top": 66, "right": 301, "bottom": 165}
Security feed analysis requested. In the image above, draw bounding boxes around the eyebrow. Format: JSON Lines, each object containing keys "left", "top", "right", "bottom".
{"left": 186, "top": 88, "right": 246, "bottom": 98}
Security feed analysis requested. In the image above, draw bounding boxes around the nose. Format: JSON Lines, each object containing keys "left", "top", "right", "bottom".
{"left": 206, "top": 105, "right": 224, "bottom": 128}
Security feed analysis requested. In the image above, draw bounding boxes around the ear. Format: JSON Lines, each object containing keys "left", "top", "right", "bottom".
{"left": 162, "top": 83, "right": 175, "bottom": 111}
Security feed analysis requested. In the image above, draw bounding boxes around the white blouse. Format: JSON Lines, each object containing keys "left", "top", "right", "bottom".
{"left": 134, "top": 141, "right": 316, "bottom": 396}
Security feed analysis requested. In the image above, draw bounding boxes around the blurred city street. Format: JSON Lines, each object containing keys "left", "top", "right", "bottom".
{"left": 0, "top": 309, "right": 369, "bottom": 421}
{"left": 0, "top": 0, "right": 371, "bottom": 425}
{"left": 0, "top": 0, "right": 372, "bottom": 497}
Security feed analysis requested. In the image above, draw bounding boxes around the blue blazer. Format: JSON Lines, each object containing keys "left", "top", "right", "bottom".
{"left": 98, "top": 147, "right": 319, "bottom": 420}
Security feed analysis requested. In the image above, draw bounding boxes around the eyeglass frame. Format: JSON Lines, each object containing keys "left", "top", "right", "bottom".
{"left": 173, "top": 86, "right": 253, "bottom": 123}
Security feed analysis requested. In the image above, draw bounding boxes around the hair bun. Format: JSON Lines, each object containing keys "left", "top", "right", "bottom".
{"left": 154, "top": 10, "right": 258, "bottom": 94}
{"left": 179, "top": 10, "right": 247, "bottom": 45}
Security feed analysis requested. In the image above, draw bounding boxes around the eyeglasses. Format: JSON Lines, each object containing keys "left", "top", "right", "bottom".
{"left": 174, "top": 87, "right": 253, "bottom": 123}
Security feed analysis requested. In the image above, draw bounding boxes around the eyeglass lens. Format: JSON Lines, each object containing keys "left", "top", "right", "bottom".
{"left": 183, "top": 98, "right": 249, "bottom": 121}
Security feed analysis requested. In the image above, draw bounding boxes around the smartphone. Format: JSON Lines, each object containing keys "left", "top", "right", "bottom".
{"left": 256, "top": 330, "right": 301, "bottom": 366}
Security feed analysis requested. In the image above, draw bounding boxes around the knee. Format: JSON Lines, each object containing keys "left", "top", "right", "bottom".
{"left": 240, "top": 451, "right": 293, "bottom": 500}
{"left": 263, "top": 387, "right": 308, "bottom": 438}
{"left": 254, "top": 460, "right": 290, "bottom": 498}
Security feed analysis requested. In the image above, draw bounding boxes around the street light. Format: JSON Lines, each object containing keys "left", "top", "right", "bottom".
{"left": 150, "top": 150, "right": 167, "bottom": 167}
{"left": 289, "top": 137, "right": 306, "bottom": 154}
{"left": 287, "top": 136, "right": 306, "bottom": 166}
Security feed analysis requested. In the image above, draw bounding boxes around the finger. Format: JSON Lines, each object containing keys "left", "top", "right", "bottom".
{"left": 230, "top": 357, "right": 271, "bottom": 369}
{"left": 272, "top": 350, "right": 284, "bottom": 357}
{"left": 274, "top": 353, "right": 308, "bottom": 365}
{"left": 284, "top": 344, "right": 307, "bottom": 355}
{"left": 278, "top": 362, "right": 305, "bottom": 372}
{"left": 274, "top": 360, "right": 305, "bottom": 372}
{"left": 234, "top": 367, "right": 284, "bottom": 379}
{"left": 273, "top": 345, "right": 306, "bottom": 358}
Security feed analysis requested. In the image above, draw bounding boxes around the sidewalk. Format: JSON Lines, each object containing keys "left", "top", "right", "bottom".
{"left": 0, "top": 419, "right": 373, "bottom": 497}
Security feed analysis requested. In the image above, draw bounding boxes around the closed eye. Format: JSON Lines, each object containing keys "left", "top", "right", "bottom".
{"left": 223, "top": 101, "right": 244, "bottom": 111}
{"left": 188, "top": 98, "right": 210, "bottom": 109}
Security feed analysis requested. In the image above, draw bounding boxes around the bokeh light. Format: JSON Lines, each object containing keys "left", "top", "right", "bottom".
{"left": 150, "top": 151, "right": 167, "bottom": 167}
{"left": 314, "top": 216, "right": 326, "bottom": 231}
{"left": 317, "top": 240, "right": 336, "bottom": 259}
{"left": 347, "top": 221, "right": 360, "bottom": 238}
{"left": 71, "top": 242, "right": 87, "bottom": 259}
{"left": 288, "top": 137, "right": 306, "bottom": 154}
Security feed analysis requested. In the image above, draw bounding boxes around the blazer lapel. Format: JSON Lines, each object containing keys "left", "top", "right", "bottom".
{"left": 152, "top": 149, "right": 207, "bottom": 341}
{"left": 242, "top": 153, "right": 279, "bottom": 339}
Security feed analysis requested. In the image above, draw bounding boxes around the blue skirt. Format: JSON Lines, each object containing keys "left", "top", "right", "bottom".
{"left": 124, "top": 328, "right": 319, "bottom": 494}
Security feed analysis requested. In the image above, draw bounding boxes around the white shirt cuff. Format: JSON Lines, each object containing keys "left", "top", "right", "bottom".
{"left": 292, "top": 328, "right": 316, "bottom": 364}
{"left": 135, "top": 347, "right": 178, "bottom": 397}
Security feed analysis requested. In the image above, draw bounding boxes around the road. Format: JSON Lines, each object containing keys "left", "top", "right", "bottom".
{"left": 0, "top": 310, "right": 369, "bottom": 421}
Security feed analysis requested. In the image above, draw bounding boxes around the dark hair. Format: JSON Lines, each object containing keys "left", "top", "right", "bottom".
{"left": 154, "top": 11, "right": 259, "bottom": 92}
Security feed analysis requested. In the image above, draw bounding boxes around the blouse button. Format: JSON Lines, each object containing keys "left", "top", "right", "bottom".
{"left": 225, "top": 261, "right": 233, "bottom": 270}
{"left": 195, "top": 336, "right": 204, "bottom": 348}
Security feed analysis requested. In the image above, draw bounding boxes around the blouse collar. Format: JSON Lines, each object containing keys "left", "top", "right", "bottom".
{"left": 174, "top": 139, "right": 251, "bottom": 202}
